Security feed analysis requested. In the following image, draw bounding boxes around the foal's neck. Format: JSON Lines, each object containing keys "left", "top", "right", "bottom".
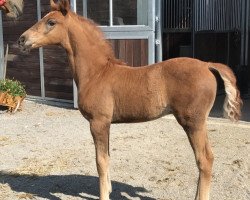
{"left": 63, "top": 13, "right": 115, "bottom": 87}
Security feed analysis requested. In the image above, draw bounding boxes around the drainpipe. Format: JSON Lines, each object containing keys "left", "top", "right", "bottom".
{"left": 70, "top": 0, "right": 78, "bottom": 108}
{"left": 155, "top": 0, "right": 162, "bottom": 63}
{"left": 0, "top": 11, "right": 4, "bottom": 79}
{"left": 37, "top": 0, "right": 45, "bottom": 98}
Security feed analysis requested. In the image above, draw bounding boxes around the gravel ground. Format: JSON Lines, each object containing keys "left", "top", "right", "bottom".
{"left": 0, "top": 100, "right": 249, "bottom": 200}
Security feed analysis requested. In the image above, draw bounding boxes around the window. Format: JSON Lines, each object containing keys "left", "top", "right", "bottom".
{"left": 113, "top": 0, "right": 148, "bottom": 26}
{"left": 76, "top": 0, "right": 150, "bottom": 27}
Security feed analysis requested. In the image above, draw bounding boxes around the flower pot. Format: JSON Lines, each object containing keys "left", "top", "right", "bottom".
{"left": 0, "top": 92, "right": 7, "bottom": 102}
{"left": 0, "top": 79, "right": 26, "bottom": 113}
{"left": 0, "top": 92, "right": 25, "bottom": 113}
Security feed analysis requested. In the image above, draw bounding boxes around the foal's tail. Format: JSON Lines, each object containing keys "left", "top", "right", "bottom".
{"left": 209, "top": 63, "right": 243, "bottom": 121}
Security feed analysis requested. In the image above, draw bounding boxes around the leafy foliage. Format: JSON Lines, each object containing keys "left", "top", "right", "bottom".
{"left": 0, "top": 79, "right": 26, "bottom": 97}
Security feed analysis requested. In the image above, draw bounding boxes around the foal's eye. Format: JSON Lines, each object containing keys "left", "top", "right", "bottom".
{"left": 47, "top": 19, "right": 56, "bottom": 27}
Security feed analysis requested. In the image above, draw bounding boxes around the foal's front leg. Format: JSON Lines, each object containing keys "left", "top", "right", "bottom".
{"left": 90, "top": 119, "right": 111, "bottom": 200}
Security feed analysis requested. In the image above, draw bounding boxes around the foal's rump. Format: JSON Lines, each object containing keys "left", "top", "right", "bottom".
{"left": 161, "top": 57, "right": 242, "bottom": 122}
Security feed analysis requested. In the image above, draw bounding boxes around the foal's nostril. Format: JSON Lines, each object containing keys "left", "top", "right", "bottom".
{"left": 18, "top": 35, "right": 26, "bottom": 46}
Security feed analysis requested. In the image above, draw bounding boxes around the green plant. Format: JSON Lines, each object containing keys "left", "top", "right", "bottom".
{"left": 0, "top": 79, "right": 26, "bottom": 97}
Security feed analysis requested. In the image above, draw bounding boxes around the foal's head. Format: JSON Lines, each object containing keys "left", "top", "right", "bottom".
{"left": 18, "top": 0, "right": 71, "bottom": 53}
{"left": 0, "top": 0, "right": 23, "bottom": 19}
{"left": 19, "top": 0, "right": 121, "bottom": 65}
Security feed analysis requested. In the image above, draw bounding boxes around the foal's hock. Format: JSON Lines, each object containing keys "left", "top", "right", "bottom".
{"left": 18, "top": 1, "right": 242, "bottom": 200}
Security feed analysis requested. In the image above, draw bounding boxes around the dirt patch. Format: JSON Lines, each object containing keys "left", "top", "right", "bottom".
{"left": 0, "top": 100, "right": 249, "bottom": 200}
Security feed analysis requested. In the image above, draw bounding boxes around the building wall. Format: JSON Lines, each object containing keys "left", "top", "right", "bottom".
{"left": 3, "top": 0, "right": 41, "bottom": 96}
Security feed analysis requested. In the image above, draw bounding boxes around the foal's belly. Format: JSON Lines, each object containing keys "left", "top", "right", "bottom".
{"left": 112, "top": 102, "right": 171, "bottom": 123}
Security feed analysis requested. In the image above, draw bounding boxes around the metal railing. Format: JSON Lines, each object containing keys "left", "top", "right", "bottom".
{"left": 163, "top": 0, "right": 192, "bottom": 31}
{"left": 163, "top": 0, "right": 246, "bottom": 32}
{"left": 194, "top": 0, "right": 243, "bottom": 32}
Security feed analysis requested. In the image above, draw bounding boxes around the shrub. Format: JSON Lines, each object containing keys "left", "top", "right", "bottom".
{"left": 0, "top": 79, "right": 26, "bottom": 97}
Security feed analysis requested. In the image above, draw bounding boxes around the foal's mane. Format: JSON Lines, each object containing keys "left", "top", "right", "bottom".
{"left": 72, "top": 12, "right": 125, "bottom": 66}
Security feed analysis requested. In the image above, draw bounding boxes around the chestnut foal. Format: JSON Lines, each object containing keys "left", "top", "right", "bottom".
{"left": 18, "top": 1, "right": 242, "bottom": 199}
{"left": 0, "top": 0, "right": 23, "bottom": 19}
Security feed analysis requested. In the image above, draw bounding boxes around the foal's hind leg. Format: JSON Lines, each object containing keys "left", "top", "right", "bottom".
{"left": 185, "top": 122, "right": 214, "bottom": 200}
{"left": 90, "top": 119, "right": 112, "bottom": 200}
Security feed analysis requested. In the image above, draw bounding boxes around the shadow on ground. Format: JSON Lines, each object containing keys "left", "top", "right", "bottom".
{"left": 0, "top": 172, "right": 155, "bottom": 200}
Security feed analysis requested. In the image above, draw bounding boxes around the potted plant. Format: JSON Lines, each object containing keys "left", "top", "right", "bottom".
{"left": 0, "top": 79, "right": 26, "bottom": 113}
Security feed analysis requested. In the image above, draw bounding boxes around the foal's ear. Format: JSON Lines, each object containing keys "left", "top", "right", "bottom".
{"left": 50, "top": 0, "right": 70, "bottom": 16}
